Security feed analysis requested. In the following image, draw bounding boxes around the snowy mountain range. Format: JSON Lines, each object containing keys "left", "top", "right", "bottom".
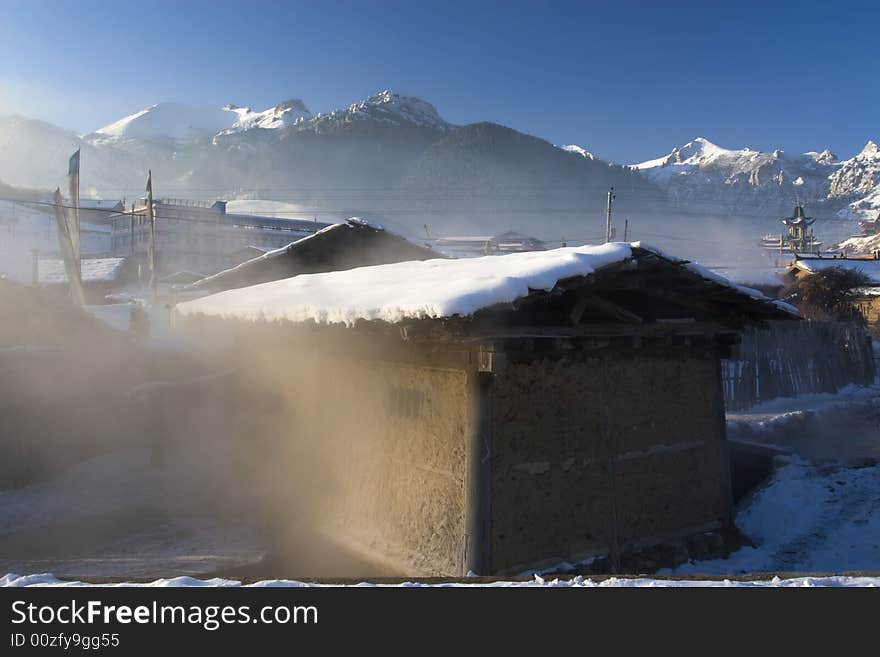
{"left": 0, "top": 90, "right": 878, "bottom": 248}
{"left": 631, "top": 136, "right": 880, "bottom": 225}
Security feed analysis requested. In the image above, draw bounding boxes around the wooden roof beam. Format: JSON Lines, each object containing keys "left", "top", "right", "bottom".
{"left": 570, "top": 291, "right": 643, "bottom": 325}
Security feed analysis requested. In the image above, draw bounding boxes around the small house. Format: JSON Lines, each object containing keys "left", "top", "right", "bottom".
{"left": 174, "top": 243, "right": 797, "bottom": 576}
{"left": 789, "top": 253, "right": 880, "bottom": 333}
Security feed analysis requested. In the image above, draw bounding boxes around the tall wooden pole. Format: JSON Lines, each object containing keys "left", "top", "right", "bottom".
{"left": 67, "top": 149, "right": 81, "bottom": 266}
{"left": 604, "top": 187, "right": 615, "bottom": 243}
{"left": 146, "top": 170, "right": 157, "bottom": 301}
{"left": 52, "top": 188, "right": 85, "bottom": 306}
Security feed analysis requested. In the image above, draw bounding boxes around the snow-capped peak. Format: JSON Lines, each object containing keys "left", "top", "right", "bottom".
{"left": 348, "top": 90, "right": 449, "bottom": 130}
{"left": 805, "top": 148, "right": 838, "bottom": 165}
{"left": 221, "top": 98, "right": 312, "bottom": 132}
{"left": 90, "top": 102, "right": 234, "bottom": 142}
{"left": 301, "top": 90, "right": 452, "bottom": 134}
{"left": 829, "top": 139, "right": 880, "bottom": 200}
{"left": 857, "top": 140, "right": 879, "bottom": 159}
{"left": 559, "top": 144, "right": 594, "bottom": 159}
{"left": 631, "top": 137, "right": 743, "bottom": 170}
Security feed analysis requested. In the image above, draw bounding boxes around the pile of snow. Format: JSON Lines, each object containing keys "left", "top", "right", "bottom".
{"left": 174, "top": 242, "right": 796, "bottom": 327}
{"left": 38, "top": 257, "right": 127, "bottom": 285}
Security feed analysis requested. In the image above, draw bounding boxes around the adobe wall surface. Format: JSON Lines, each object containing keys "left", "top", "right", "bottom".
{"left": 230, "top": 334, "right": 473, "bottom": 576}
{"left": 855, "top": 295, "right": 880, "bottom": 336}
{"left": 489, "top": 348, "right": 729, "bottom": 573}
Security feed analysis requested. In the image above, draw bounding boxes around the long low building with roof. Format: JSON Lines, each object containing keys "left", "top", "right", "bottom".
{"left": 174, "top": 242, "right": 798, "bottom": 576}
{"left": 109, "top": 198, "right": 335, "bottom": 276}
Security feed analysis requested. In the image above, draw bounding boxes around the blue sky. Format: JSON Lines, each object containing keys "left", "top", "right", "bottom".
{"left": 0, "top": 0, "right": 877, "bottom": 163}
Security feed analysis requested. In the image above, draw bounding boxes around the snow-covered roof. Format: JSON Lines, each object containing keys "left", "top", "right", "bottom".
{"left": 791, "top": 256, "right": 880, "bottom": 284}
{"left": 188, "top": 220, "right": 365, "bottom": 288}
{"left": 39, "top": 257, "right": 127, "bottom": 285}
{"left": 707, "top": 266, "right": 786, "bottom": 288}
{"left": 175, "top": 242, "right": 797, "bottom": 327}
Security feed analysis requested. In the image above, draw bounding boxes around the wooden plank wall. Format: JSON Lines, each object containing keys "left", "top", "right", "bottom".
{"left": 721, "top": 320, "right": 876, "bottom": 412}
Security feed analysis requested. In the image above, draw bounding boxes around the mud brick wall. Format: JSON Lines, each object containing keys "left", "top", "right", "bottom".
{"left": 231, "top": 335, "right": 473, "bottom": 576}
{"left": 489, "top": 348, "right": 730, "bottom": 573}
{"left": 856, "top": 296, "right": 880, "bottom": 336}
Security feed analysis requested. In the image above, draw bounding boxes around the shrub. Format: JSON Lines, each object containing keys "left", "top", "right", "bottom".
{"left": 783, "top": 266, "right": 872, "bottom": 323}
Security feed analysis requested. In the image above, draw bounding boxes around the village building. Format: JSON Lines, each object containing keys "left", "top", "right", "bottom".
{"left": 760, "top": 203, "right": 822, "bottom": 256}
{"left": 789, "top": 253, "right": 880, "bottom": 333}
{"left": 432, "top": 230, "right": 546, "bottom": 258}
{"left": 186, "top": 219, "right": 442, "bottom": 293}
{"left": 109, "top": 198, "right": 333, "bottom": 276}
{"left": 174, "top": 242, "right": 797, "bottom": 576}
{"left": 78, "top": 199, "right": 124, "bottom": 225}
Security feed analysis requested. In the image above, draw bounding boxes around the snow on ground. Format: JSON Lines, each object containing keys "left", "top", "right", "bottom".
{"left": 2, "top": 573, "right": 878, "bottom": 587}
{"left": 664, "top": 458, "right": 880, "bottom": 576}
{"left": 0, "top": 449, "right": 268, "bottom": 580}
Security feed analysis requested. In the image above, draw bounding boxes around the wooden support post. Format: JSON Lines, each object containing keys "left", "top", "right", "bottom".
{"left": 465, "top": 368, "right": 493, "bottom": 576}
{"left": 146, "top": 171, "right": 157, "bottom": 301}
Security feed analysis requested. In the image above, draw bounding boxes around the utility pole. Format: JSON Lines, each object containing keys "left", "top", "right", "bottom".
{"left": 623, "top": 219, "right": 629, "bottom": 243}
{"left": 604, "top": 187, "right": 615, "bottom": 243}
{"left": 146, "top": 170, "right": 157, "bottom": 301}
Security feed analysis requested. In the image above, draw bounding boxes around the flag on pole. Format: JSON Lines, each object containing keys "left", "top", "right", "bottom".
{"left": 68, "top": 149, "right": 80, "bottom": 177}
{"left": 52, "top": 188, "right": 85, "bottom": 306}
{"left": 67, "top": 148, "right": 81, "bottom": 262}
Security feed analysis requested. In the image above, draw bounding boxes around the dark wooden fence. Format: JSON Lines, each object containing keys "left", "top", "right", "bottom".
{"left": 722, "top": 320, "right": 876, "bottom": 411}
